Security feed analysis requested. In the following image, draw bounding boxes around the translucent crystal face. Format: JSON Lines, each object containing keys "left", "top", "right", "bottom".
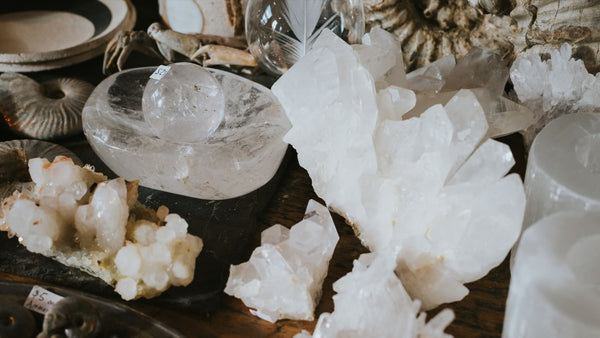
{"left": 141, "top": 63, "right": 225, "bottom": 143}
{"left": 245, "top": 0, "right": 365, "bottom": 75}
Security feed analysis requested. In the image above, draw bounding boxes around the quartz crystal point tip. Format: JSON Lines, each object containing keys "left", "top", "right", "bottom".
{"left": 225, "top": 199, "right": 338, "bottom": 322}
{"left": 273, "top": 27, "right": 526, "bottom": 310}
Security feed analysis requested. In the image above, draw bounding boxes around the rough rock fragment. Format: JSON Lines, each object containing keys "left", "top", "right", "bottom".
{"left": 272, "top": 29, "right": 526, "bottom": 309}
{"left": 224, "top": 200, "right": 339, "bottom": 322}
{"left": 0, "top": 156, "right": 203, "bottom": 300}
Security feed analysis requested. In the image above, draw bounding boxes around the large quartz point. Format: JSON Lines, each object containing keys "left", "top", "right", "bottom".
{"left": 298, "top": 253, "right": 454, "bottom": 338}
{"left": 503, "top": 211, "right": 600, "bottom": 338}
{"left": 510, "top": 44, "right": 600, "bottom": 148}
{"left": 83, "top": 64, "right": 290, "bottom": 200}
{"left": 272, "top": 29, "right": 526, "bottom": 309}
{"left": 224, "top": 200, "right": 339, "bottom": 322}
{"left": 522, "top": 112, "right": 600, "bottom": 230}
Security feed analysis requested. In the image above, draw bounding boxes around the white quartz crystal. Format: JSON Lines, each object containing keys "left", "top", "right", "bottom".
{"left": 224, "top": 200, "right": 339, "bottom": 322}
{"left": 301, "top": 253, "right": 454, "bottom": 338}
{"left": 510, "top": 43, "right": 600, "bottom": 147}
{"left": 522, "top": 112, "right": 600, "bottom": 230}
{"left": 272, "top": 29, "right": 526, "bottom": 309}
{"left": 503, "top": 211, "right": 600, "bottom": 338}
{"left": 0, "top": 156, "right": 203, "bottom": 300}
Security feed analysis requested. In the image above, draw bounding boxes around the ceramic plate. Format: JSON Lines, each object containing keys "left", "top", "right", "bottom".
{"left": 0, "top": 0, "right": 135, "bottom": 71}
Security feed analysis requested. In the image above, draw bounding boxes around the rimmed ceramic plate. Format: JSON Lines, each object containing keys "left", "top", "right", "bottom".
{"left": 0, "top": 0, "right": 135, "bottom": 71}
{"left": 0, "top": 280, "right": 185, "bottom": 337}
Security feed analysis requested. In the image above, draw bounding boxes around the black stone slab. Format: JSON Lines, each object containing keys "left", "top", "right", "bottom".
{"left": 0, "top": 134, "right": 291, "bottom": 312}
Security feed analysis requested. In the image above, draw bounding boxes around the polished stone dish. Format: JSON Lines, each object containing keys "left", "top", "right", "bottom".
{"left": 83, "top": 65, "right": 290, "bottom": 200}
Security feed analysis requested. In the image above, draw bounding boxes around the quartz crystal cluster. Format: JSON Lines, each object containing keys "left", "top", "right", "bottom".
{"left": 510, "top": 44, "right": 600, "bottom": 147}
{"left": 272, "top": 29, "right": 526, "bottom": 310}
{"left": 297, "top": 253, "right": 454, "bottom": 338}
{"left": 0, "top": 156, "right": 203, "bottom": 300}
{"left": 504, "top": 211, "right": 600, "bottom": 338}
{"left": 225, "top": 200, "right": 338, "bottom": 322}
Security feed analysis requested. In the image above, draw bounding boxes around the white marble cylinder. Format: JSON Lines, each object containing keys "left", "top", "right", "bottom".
{"left": 503, "top": 211, "right": 600, "bottom": 338}
{"left": 522, "top": 112, "right": 600, "bottom": 230}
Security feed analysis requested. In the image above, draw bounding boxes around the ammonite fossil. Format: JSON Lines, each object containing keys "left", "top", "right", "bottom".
{"left": 0, "top": 73, "right": 94, "bottom": 140}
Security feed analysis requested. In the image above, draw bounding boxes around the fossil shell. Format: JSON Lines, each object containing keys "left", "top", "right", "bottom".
{"left": 0, "top": 73, "right": 94, "bottom": 140}
{"left": 511, "top": 0, "right": 600, "bottom": 73}
{"left": 363, "top": 0, "right": 516, "bottom": 71}
{"left": 0, "top": 139, "right": 81, "bottom": 199}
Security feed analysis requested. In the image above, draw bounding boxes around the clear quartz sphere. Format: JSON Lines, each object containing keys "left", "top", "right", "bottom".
{"left": 245, "top": 0, "right": 365, "bottom": 75}
{"left": 142, "top": 63, "right": 225, "bottom": 143}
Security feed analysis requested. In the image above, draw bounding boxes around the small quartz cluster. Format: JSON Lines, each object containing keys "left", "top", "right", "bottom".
{"left": 225, "top": 200, "right": 338, "bottom": 322}
{"left": 0, "top": 156, "right": 203, "bottom": 300}
{"left": 510, "top": 43, "right": 600, "bottom": 147}
{"left": 272, "top": 29, "right": 526, "bottom": 311}
{"left": 296, "top": 253, "right": 454, "bottom": 338}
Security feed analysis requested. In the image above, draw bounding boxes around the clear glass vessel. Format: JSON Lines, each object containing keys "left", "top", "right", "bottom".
{"left": 245, "top": 0, "right": 365, "bottom": 75}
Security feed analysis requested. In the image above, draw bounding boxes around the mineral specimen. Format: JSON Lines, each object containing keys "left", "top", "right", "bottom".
{"left": 503, "top": 211, "right": 600, "bottom": 338}
{"left": 83, "top": 64, "right": 290, "bottom": 200}
{"left": 522, "top": 112, "right": 600, "bottom": 231}
{"left": 510, "top": 43, "right": 600, "bottom": 147}
{"left": 0, "top": 156, "right": 203, "bottom": 300}
{"left": 297, "top": 253, "right": 454, "bottom": 338}
{"left": 224, "top": 200, "right": 339, "bottom": 322}
{"left": 272, "top": 29, "right": 526, "bottom": 309}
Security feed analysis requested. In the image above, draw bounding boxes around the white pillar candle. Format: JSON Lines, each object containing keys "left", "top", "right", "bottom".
{"left": 523, "top": 112, "right": 600, "bottom": 230}
{"left": 503, "top": 211, "right": 600, "bottom": 338}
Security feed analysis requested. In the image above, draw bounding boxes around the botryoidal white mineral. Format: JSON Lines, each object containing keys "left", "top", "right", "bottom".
{"left": 272, "top": 29, "right": 526, "bottom": 310}
{"left": 225, "top": 200, "right": 339, "bottom": 322}
{"left": 503, "top": 211, "right": 600, "bottom": 338}
{"left": 296, "top": 253, "right": 454, "bottom": 338}
{"left": 0, "top": 156, "right": 203, "bottom": 301}
{"left": 510, "top": 43, "right": 600, "bottom": 147}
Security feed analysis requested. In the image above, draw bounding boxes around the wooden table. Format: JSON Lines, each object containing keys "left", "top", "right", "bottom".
{"left": 0, "top": 0, "right": 525, "bottom": 333}
{"left": 2, "top": 144, "right": 520, "bottom": 337}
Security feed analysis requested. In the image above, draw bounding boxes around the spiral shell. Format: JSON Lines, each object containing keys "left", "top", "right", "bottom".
{"left": 0, "top": 73, "right": 94, "bottom": 140}
{"left": 0, "top": 139, "right": 81, "bottom": 199}
{"left": 363, "top": 0, "right": 516, "bottom": 71}
{"left": 511, "top": 0, "right": 600, "bottom": 73}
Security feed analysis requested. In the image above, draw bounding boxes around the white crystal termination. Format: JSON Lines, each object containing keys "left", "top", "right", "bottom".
{"left": 0, "top": 157, "right": 203, "bottom": 300}
{"left": 503, "top": 212, "right": 600, "bottom": 338}
{"left": 510, "top": 43, "right": 600, "bottom": 147}
{"left": 300, "top": 253, "right": 454, "bottom": 338}
{"left": 272, "top": 29, "right": 526, "bottom": 309}
{"left": 225, "top": 200, "right": 339, "bottom": 322}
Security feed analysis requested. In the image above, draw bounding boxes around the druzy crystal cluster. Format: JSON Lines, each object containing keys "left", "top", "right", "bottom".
{"left": 225, "top": 200, "right": 338, "bottom": 322}
{"left": 0, "top": 157, "right": 203, "bottom": 300}
{"left": 510, "top": 44, "right": 600, "bottom": 147}
{"left": 272, "top": 28, "right": 526, "bottom": 315}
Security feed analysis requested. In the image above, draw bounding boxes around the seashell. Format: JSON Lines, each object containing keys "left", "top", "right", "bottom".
{"left": 0, "top": 139, "right": 81, "bottom": 199}
{"left": 0, "top": 73, "right": 94, "bottom": 140}
{"left": 511, "top": 0, "right": 600, "bottom": 74}
{"left": 363, "top": 0, "right": 516, "bottom": 71}
{"left": 158, "top": 0, "right": 246, "bottom": 37}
